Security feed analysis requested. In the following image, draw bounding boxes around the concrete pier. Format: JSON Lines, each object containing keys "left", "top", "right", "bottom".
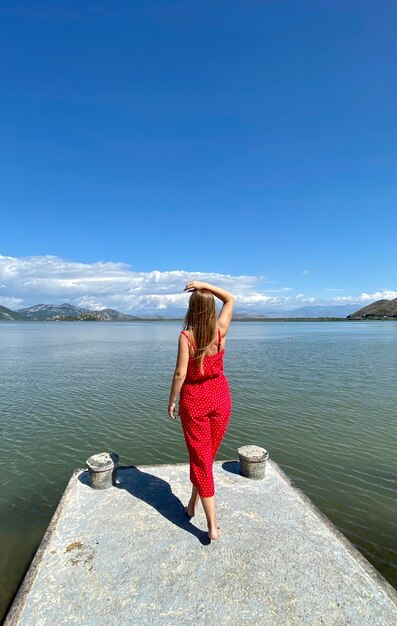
{"left": 5, "top": 459, "right": 397, "bottom": 625}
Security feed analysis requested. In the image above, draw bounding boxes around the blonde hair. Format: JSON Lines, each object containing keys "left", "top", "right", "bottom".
{"left": 183, "top": 289, "right": 217, "bottom": 372}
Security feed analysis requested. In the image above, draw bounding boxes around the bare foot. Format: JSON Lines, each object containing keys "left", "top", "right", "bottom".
{"left": 208, "top": 526, "right": 221, "bottom": 540}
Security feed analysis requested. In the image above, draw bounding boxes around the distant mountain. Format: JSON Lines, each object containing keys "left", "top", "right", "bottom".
{"left": 15, "top": 303, "right": 141, "bottom": 321}
{"left": 93, "top": 308, "right": 141, "bottom": 321}
{"left": 233, "top": 312, "right": 269, "bottom": 320}
{"left": 73, "top": 308, "right": 141, "bottom": 321}
{"left": 284, "top": 305, "right": 357, "bottom": 318}
{"left": 17, "top": 303, "right": 89, "bottom": 320}
{"left": 0, "top": 305, "right": 25, "bottom": 321}
{"left": 233, "top": 305, "right": 357, "bottom": 319}
{"left": 347, "top": 298, "right": 397, "bottom": 320}
{"left": 4, "top": 300, "right": 396, "bottom": 322}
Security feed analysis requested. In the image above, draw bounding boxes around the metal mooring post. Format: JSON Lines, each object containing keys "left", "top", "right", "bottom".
{"left": 86, "top": 452, "right": 120, "bottom": 489}
{"left": 237, "top": 445, "right": 269, "bottom": 479}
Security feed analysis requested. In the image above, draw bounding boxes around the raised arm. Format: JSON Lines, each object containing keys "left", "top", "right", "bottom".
{"left": 184, "top": 281, "right": 234, "bottom": 335}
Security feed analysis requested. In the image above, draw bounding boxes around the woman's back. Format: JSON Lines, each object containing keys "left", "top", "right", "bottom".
{"left": 168, "top": 280, "right": 234, "bottom": 541}
{"left": 181, "top": 326, "right": 225, "bottom": 359}
{"left": 179, "top": 326, "right": 230, "bottom": 416}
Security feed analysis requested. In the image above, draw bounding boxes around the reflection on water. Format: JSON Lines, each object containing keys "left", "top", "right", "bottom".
{"left": 0, "top": 320, "right": 396, "bottom": 618}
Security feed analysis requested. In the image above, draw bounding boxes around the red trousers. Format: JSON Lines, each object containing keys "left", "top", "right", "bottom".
{"left": 180, "top": 412, "right": 230, "bottom": 497}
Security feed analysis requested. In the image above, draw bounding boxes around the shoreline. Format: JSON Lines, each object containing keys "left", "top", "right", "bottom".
{"left": 1, "top": 317, "right": 397, "bottom": 323}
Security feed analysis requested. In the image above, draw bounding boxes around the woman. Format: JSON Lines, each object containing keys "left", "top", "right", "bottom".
{"left": 168, "top": 280, "right": 234, "bottom": 540}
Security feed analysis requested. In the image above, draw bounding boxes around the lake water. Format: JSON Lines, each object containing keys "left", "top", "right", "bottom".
{"left": 0, "top": 321, "right": 396, "bottom": 619}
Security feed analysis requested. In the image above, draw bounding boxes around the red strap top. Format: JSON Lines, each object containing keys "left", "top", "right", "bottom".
{"left": 181, "top": 328, "right": 222, "bottom": 354}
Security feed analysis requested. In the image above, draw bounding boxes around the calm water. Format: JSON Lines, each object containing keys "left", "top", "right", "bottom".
{"left": 0, "top": 321, "right": 396, "bottom": 619}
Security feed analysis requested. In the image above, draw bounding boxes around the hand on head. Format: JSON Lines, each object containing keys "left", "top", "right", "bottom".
{"left": 183, "top": 280, "right": 206, "bottom": 292}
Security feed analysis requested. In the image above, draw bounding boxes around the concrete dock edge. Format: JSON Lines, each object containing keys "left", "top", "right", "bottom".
{"left": 268, "top": 460, "right": 397, "bottom": 606}
{"left": 4, "top": 469, "right": 82, "bottom": 626}
{"left": 4, "top": 459, "right": 397, "bottom": 626}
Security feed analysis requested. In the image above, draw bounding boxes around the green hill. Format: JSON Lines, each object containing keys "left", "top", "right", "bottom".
{"left": 0, "top": 305, "right": 25, "bottom": 321}
{"left": 347, "top": 298, "right": 397, "bottom": 320}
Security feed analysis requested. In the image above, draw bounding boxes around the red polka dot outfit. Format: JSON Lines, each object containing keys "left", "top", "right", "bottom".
{"left": 179, "top": 328, "right": 232, "bottom": 498}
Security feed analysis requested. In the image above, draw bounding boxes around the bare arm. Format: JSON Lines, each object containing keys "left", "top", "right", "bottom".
{"left": 184, "top": 280, "right": 234, "bottom": 335}
{"left": 168, "top": 334, "right": 189, "bottom": 419}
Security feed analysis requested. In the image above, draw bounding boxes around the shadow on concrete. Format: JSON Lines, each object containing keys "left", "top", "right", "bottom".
{"left": 221, "top": 461, "right": 242, "bottom": 475}
{"left": 81, "top": 466, "right": 211, "bottom": 545}
{"left": 78, "top": 470, "right": 90, "bottom": 486}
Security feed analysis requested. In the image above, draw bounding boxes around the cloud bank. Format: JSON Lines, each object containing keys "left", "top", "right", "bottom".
{"left": 0, "top": 254, "right": 395, "bottom": 315}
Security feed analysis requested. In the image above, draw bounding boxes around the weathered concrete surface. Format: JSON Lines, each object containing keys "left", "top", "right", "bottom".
{"left": 5, "top": 460, "right": 397, "bottom": 626}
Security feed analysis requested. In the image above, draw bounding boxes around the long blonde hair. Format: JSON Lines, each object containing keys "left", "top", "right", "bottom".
{"left": 183, "top": 289, "right": 217, "bottom": 372}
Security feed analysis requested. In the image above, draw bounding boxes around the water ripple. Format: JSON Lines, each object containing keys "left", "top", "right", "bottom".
{"left": 0, "top": 321, "right": 396, "bottom": 620}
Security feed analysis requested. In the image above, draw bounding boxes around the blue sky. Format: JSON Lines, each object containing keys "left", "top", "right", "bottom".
{"left": 1, "top": 1, "right": 396, "bottom": 313}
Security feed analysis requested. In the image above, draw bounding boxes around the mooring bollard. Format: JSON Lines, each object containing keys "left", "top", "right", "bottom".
{"left": 86, "top": 452, "right": 119, "bottom": 490}
{"left": 237, "top": 445, "right": 269, "bottom": 480}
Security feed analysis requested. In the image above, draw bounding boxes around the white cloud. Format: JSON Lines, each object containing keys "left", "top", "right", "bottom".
{"left": 330, "top": 290, "right": 397, "bottom": 304}
{"left": 0, "top": 254, "right": 266, "bottom": 313}
{"left": 0, "top": 254, "right": 395, "bottom": 315}
{"left": 0, "top": 296, "right": 24, "bottom": 308}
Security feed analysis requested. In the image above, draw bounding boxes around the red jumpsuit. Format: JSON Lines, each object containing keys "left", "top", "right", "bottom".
{"left": 178, "top": 328, "right": 232, "bottom": 497}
